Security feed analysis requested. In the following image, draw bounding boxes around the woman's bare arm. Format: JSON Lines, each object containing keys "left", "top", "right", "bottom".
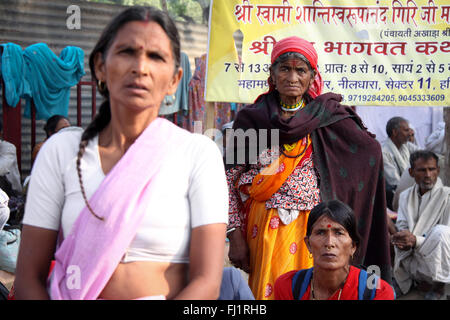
{"left": 227, "top": 227, "right": 251, "bottom": 273}
{"left": 14, "top": 225, "right": 58, "bottom": 299}
{"left": 173, "top": 223, "right": 226, "bottom": 300}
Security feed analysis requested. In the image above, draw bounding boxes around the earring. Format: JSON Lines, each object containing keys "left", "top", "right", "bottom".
{"left": 98, "top": 80, "right": 106, "bottom": 92}
{"left": 309, "top": 252, "right": 313, "bottom": 259}
{"left": 164, "top": 95, "right": 176, "bottom": 106}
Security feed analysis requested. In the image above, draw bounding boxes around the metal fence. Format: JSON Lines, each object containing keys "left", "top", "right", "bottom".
{"left": 0, "top": 0, "right": 210, "bottom": 177}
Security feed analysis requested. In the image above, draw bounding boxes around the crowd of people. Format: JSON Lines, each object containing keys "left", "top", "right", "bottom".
{"left": 0, "top": 5, "right": 448, "bottom": 300}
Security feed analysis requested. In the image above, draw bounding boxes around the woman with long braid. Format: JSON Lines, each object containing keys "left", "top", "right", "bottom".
{"left": 14, "top": 6, "right": 228, "bottom": 300}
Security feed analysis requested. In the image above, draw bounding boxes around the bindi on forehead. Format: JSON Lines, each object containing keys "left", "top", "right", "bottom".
{"left": 312, "top": 216, "right": 343, "bottom": 230}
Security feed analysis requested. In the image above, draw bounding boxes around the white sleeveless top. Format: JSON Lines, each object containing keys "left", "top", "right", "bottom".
{"left": 23, "top": 126, "right": 229, "bottom": 263}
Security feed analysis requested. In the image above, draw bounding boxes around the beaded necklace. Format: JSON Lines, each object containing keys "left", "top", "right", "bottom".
{"left": 281, "top": 98, "right": 306, "bottom": 153}
{"left": 280, "top": 98, "right": 305, "bottom": 112}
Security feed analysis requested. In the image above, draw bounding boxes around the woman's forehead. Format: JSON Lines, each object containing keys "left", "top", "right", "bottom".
{"left": 312, "top": 215, "right": 344, "bottom": 229}
{"left": 278, "top": 57, "right": 308, "bottom": 67}
{"left": 105, "top": 21, "right": 173, "bottom": 62}
{"left": 113, "top": 21, "right": 170, "bottom": 48}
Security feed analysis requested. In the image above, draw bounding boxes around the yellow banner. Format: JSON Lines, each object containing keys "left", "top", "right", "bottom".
{"left": 206, "top": 0, "right": 450, "bottom": 106}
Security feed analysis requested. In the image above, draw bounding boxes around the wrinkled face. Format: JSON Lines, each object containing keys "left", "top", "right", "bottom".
{"left": 393, "top": 121, "right": 411, "bottom": 145}
{"left": 304, "top": 216, "right": 356, "bottom": 271}
{"left": 270, "top": 57, "right": 314, "bottom": 101}
{"left": 409, "top": 157, "right": 440, "bottom": 195}
{"left": 54, "top": 118, "right": 70, "bottom": 134}
{"left": 94, "top": 21, "right": 182, "bottom": 113}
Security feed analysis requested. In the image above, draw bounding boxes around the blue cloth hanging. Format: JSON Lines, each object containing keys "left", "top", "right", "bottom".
{"left": 159, "top": 51, "right": 192, "bottom": 116}
{"left": 0, "top": 42, "right": 85, "bottom": 120}
{"left": 0, "top": 43, "right": 31, "bottom": 107}
{"left": 23, "top": 43, "right": 85, "bottom": 119}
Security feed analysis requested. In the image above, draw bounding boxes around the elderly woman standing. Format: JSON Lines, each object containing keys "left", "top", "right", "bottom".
{"left": 226, "top": 36, "right": 391, "bottom": 299}
{"left": 274, "top": 200, "right": 395, "bottom": 300}
{"left": 15, "top": 6, "right": 228, "bottom": 300}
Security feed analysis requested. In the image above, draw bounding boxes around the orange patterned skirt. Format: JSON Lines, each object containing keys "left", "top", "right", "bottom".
{"left": 246, "top": 201, "right": 313, "bottom": 300}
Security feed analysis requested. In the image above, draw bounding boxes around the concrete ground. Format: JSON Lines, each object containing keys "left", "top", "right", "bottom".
{"left": 396, "top": 288, "right": 425, "bottom": 300}
{"left": 396, "top": 285, "right": 450, "bottom": 300}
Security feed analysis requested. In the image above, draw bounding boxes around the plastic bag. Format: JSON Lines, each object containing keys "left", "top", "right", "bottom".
{"left": 0, "top": 227, "right": 20, "bottom": 273}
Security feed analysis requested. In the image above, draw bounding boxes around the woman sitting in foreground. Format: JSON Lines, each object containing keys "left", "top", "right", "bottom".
{"left": 275, "top": 200, "right": 395, "bottom": 300}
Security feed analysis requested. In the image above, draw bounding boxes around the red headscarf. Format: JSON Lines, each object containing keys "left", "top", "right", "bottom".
{"left": 267, "top": 36, "right": 323, "bottom": 99}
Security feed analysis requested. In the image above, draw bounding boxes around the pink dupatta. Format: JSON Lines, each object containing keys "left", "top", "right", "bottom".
{"left": 49, "top": 118, "right": 187, "bottom": 300}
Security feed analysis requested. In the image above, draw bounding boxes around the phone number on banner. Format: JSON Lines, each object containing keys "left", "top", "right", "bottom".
{"left": 341, "top": 94, "right": 446, "bottom": 103}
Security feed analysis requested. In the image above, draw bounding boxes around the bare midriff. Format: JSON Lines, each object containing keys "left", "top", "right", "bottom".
{"left": 98, "top": 261, "right": 188, "bottom": 300}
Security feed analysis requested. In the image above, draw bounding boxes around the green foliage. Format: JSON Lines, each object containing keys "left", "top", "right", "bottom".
{"left": 85, "top": 0, "right": 160, "bottom": 5}
{"left": 85, "top": 0, "right": 206, "bottom": 24}
{"left": 169, "top": 0, "right": 203, "bottom": 24}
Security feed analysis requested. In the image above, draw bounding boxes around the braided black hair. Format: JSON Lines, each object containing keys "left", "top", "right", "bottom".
{"left": 77, "top": 6, "right": 181, "bottom": 219}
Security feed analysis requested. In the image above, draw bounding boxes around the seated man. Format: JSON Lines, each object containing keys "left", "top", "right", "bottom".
{"left": 425, "top": 121, "right": 445, "bottom": 156}
{"left": 382, "top": 117, "right": 419, "bottom": 210}
{"left": 0, "top": 120, "right": 22, "bottom": 195}
{"left": 219, "top": 267, "right": 254, "bottom": 300}
{"left": 392, "top": 150, "right": 450, "bottom": 300}
{"left": 407, "top": 125, "right": 421, "bottom": 148}
{"left": 391, "top": 154, "right": 446, "bottom": 212}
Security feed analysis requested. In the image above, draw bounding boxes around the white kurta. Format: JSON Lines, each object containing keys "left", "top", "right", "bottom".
{"left": 394, "top": 179, "right": 450, "bottom": 294}
{"left": 425, "top": 122, "right": 445, "bottom": 155}
{"left": 382, "top": 138, "right": 418, "bottom": 187}
{"left": 391, "top": 155, "right": 447, "bottom": 212}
